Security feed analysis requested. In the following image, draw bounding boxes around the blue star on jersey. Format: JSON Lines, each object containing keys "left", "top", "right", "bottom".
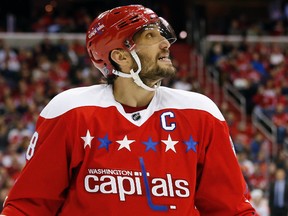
{"left": 98, "top": 134, "right": 112, "bottom": 151}
{"left": 142, "top": 137, "right": 158, "bottom": 152}
{"left": 184, "top": 135, "right": 198, "bottom": 152}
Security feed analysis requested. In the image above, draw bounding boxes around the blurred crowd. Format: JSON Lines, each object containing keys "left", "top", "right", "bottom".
{"left": 207, "top": 40, "right": 288, "bottom": 144}
{"left": 221, "top": 14, "right": 288, "bottom": 37}
{"left": 207, "top": 37, "right": 288, "bottom": 215}
{"left": 0, "top": 1, "right": 177, "bottom": 34}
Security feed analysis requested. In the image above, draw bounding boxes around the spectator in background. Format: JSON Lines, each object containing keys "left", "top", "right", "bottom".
{"left": 253, "top": 81, "right": 278, "bottom": 118}
{"left": 269, "top": 44, "right": 284, "bottom": 67}
{"left": 249, "top": 163, "right": 268, "bottom": 191}
{"left": 250, "top": 132, "right": 265, "bottom": 162}
{"left": 172, "top": 75, "right": 193, "bottom": 91}
{"left": 207, "top": 42, "right": 225, "bottom": 65}
{"left": 250, "top": 52, "right": 269, "bottom": 82}
{"left": 228, "top": 19, "right": 243, "bottom": 35}
{"left": 0, "top": 166, "right": 11, "bottom": 212}
{"left": 237, "top": 150, "right": 255, "bottom": 185}
{"left": 250, "top": 189, "right": 269, "bottom": 216}
{"left": 271, "top": 20, "right": 285, "bottom": 36}
{"left": 281, "top": 79, "right": 288, "bottom": 95}
{"left": 269, "top": 168, "right": 288, "bottom": 216}
{"left": 272, "top": 103, "right": 288, "bottom": 145}
{"left": 0, "top": 116, "right": 8, "bottom": 152}
{"left": 0, "top": 45, "right": 21, "bottom": 85}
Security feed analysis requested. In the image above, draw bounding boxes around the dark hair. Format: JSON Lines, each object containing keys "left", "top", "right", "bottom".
{"left": 105, "top": 74, "right": 117, "bottom": 85}
{"left": 104, "top": 50, "right": 120, "bottom": 85}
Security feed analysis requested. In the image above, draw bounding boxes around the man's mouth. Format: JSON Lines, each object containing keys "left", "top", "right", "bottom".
{"left": 158, "top": 55, "right": 171, "bottom": 63}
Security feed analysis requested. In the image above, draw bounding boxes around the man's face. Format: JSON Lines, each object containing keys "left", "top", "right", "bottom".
{"left": 133, "top": 25, "right": 176, "bottom": 85}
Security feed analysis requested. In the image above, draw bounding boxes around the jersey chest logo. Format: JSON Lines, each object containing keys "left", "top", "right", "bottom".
{"left": 84, "top": 157, "right": 190, "bottom": 212}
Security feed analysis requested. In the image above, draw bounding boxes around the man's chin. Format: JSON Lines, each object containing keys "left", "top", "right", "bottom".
{"left": 158, "top": 68, "right": 176, "bottom": 79}
{"left": 160, "top": 65, "right": 176, "bottom": 76}
{"left": 140, "top": 64, "right": 176, "bottom": 81}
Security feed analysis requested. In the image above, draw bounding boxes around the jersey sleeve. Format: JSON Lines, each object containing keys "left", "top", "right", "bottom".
{"left": 195, "top": 114, "right": 255, "bottom": 215}
{"left": 1, "top": 112, "right": 73, "bottom": 216}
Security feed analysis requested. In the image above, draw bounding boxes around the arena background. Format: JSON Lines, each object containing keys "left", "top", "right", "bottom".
{"left": 0, "top": 0, "right": 288, "bottom": 215}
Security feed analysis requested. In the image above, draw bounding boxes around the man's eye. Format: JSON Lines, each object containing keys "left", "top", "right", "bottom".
{"left": 145, "top": 33, "right": 153, "bottom": 39}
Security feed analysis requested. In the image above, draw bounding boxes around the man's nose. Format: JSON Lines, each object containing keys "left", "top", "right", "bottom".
{"left": 159, "top": 37, "right": 171, "bottom": 49}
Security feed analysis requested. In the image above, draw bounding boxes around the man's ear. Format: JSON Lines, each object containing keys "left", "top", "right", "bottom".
{"left": 110, "top": 49, "right": 131, "bottom": 66}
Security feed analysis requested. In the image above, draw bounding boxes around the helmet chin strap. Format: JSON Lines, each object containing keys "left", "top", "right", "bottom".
{"left": 112, "top": 50, "right": 160, "bottom": 91}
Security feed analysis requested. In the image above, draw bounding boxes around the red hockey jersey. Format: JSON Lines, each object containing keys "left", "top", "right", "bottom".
{"left": 1, "top": 85, "right": 255, "bottom": 215}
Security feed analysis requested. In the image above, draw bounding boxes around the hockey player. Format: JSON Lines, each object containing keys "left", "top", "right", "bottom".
{"left": 1, "top": 4, "right": 255, "bottom": 215}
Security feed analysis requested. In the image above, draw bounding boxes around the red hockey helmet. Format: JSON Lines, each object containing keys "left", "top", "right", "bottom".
{"left": 86, "top": 5, "right": 176, "bottom": 77}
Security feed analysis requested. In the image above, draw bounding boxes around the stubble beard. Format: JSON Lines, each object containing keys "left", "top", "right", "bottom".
{"left": 137, "top": 53, "right": 176, "bottom": 86}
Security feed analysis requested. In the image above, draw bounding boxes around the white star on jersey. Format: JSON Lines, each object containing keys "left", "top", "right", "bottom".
{"left": 162, "top": 134, "right": 178, "bottom": 153}
{"left": 117, "top": 135, "right": 135, "bottom": 151}
{"left": 81, "top": 130, "right": 94, "bottom": 148}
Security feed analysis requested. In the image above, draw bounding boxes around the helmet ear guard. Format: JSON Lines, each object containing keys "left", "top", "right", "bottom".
{"left": 86, "top": 5, "right": 177, "bottom": 77}
{"left": 88, "top": 46, "right": 111, "bottom": 77}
